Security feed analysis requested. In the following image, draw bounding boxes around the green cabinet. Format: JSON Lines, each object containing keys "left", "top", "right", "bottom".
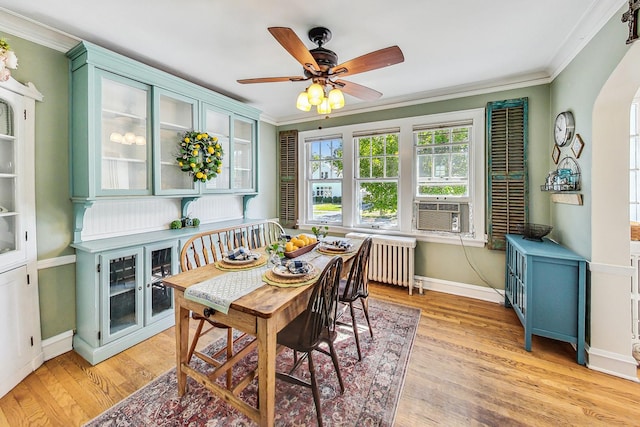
{"left": 67, "top": 41, "right": 260, "bottom": 204}
{"left": 74, "top": 238, "right": 178, "bottom": 365}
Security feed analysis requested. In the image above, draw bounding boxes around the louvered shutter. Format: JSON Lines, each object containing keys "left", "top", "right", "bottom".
{"left": 486, "top": 98, "right": 528, "bottom": 250}
{"left": 279, "top": 130, "right": 298, "bottom": 229}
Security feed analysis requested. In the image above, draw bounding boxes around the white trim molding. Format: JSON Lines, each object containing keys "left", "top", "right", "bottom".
{"left": 42, "top": 330, "right": 74, "bottom": 361}
{"left": 37, "top": 254, "right": 76, "bottom": 270}
{"left": 416, "top": 275, "right": 505, "bottom": 305}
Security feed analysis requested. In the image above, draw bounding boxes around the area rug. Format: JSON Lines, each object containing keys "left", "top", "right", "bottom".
{"left": 85, "top": 298, "right": 420, "bottom": 427}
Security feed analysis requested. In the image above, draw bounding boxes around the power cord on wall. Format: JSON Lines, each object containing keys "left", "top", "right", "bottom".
{"left": 458, "top": 234, "right": 504, "bottom": 299}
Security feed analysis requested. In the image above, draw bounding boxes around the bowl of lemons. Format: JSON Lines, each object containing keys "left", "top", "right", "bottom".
{"left": 284, "top": 234, "right": 319, "bottom": 258}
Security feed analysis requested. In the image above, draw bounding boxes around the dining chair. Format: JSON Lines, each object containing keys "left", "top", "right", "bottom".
{"left": 338, "top": 236, "right": 373, "bottom": 361}
{"left": 276, "top": 256, "right": 345, "bottom": 427}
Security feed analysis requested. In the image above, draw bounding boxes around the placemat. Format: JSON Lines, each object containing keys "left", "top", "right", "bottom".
{"left": 215, "top": 254, "right": 268, "bottom": 271}
{"left": 262, "top": 268, "right": 320, "bottom": 288}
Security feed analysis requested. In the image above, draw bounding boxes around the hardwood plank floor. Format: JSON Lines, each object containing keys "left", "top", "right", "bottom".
{"left": 2, "top": 283, "right": 640, "bottom": 426}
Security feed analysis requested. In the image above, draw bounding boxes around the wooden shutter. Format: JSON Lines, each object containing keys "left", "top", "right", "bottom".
{"left": 279, "top": 130, "right": 298, "bottom": 229}
{"left": 486, "top": 98, "right": 528, "bottom": 250}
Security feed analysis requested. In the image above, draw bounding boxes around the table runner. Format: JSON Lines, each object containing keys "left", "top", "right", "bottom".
{"left": 184, "top": 265, "right": 269, "bottom": 314}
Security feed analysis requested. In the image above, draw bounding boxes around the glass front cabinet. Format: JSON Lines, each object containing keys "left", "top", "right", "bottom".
{"left": 74, "top": 239, "right": 177, "bottom": 364}
{"left": 68, "top": 41, "right": 260, "bottom": 202}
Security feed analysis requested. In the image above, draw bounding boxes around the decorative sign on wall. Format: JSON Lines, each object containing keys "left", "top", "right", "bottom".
{"left": 622, "top": 0, "right": 640, "bottom": 44}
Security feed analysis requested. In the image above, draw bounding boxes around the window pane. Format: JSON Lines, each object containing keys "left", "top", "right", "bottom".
{"left": 386, "top": 157, "right": 399, "bottom": 177}
{"left": 311, "top": 182, "right": 342, "bottom": 223}
{"left": 359, "top": 158, "right": 371, "bottom": 178}
{"left": 358, "top": 181, "right": 398, "bottom": 227}
{"left": 451, "top": 153, "right": 468, "bottom": 177}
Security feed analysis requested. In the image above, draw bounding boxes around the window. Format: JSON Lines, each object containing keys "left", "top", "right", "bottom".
{"left": 306, "top": 136, "right": 343, "bottom": 224}
{"left": 298, "top": 109, "right": 485, "bottom": 246}
{"left": 631, "top": 98, "right": 640, "bottom": 222}
{"left": 355, "top": 129, "right": 399, "bottom": 228}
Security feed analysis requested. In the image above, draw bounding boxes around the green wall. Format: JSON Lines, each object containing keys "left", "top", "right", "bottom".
{"left": 278, "top": 85, "right": 551, "bottom": 289}
{"left": 5, "top": 34, "right": 76, "bottom": 339}
{"left": 549, "top": 5, "right": 630, "bottom": 259}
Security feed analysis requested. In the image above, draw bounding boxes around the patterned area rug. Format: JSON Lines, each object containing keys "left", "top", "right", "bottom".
{"left": 85, "top": 298, "right": 420, "bottom": 426}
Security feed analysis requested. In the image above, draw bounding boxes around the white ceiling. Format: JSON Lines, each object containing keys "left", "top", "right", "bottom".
{"left": 0, "top": 0, "right": 626, "bottom": 124}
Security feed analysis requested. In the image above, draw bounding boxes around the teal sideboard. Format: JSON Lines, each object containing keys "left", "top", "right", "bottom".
{"left": 504, "top": 234, "right": 587, "bottom": 365}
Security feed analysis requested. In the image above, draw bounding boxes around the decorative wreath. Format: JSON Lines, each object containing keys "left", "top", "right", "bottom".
{"left": 176, "top": 131, "right": 223, "bottom": 183}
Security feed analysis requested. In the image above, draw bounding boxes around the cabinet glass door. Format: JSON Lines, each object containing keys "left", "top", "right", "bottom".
{"left": 157, "top": 91, "right": 197, "bottom": 194}
{"left": 145, "top": 242, "right": 176, "bottom": 323}
{"left": 233, "top": 117, "right": 254, "bottom": 190}
{"left": 99, "top": 73, "right": 151, "bottom": 194}
{"left": 204, "top": 107, "right": 230, "bottom": 191}
{"left": 101, "top": 248, "right": 144, "bottom": 343}
{"left": 0, "top": 92, "right": 23, "bottom": 267}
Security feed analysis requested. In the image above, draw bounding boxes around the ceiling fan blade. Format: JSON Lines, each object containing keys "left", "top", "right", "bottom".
{"left": 268, "top": 27, "right": 320, "bottom": 73}
{"left": 335, "top": 79, "right": 382, "bottom": 101}
{"left": 237, "top": 76, "right": 307, "bottom": 84}
{"left": 331, "top": 46, "right": 404, "bottom": 77}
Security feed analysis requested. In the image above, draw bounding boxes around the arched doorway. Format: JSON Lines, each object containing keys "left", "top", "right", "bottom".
{"left": 590, "top": 41, "right": 640, "bottom": 381}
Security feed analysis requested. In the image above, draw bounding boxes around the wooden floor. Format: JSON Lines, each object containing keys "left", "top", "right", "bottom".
{"left": 2, "top": 283, "right": 640, "bottom": 426}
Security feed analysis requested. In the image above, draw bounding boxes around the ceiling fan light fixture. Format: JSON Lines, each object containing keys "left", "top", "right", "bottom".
{"left": 317, "top": 97, "right": 332, "bottom": 114}
{"left": 307, "top": 82, "right": 325, "bottom": 105}
{"left": 296, "top": 90, "right": 312, "bottom": 111}
{"left": 328, "top": 88, "right": 344, "bottom": 109}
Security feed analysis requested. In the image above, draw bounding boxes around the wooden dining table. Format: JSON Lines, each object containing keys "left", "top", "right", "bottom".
{"left": 162, "top": 242, "right": 360, "bottom": 427}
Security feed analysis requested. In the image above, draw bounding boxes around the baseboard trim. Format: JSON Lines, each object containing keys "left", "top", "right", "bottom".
{"left": 416, "top": 275, "right": 505, "bottom": 304}
{"left": 42, "top": 330, "right": 74, "bottom": 361}
{"left": 587, "top": 345, "right": 640, "bottom": 382}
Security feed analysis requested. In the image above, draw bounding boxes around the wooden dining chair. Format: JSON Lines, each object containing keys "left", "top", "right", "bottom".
{"left": 338, "top": 236, "right": 373, "bottom": 361}
{"left": 180, "top": 220, "right": 285, "bottom": 389}
{"left": 276, "top": 256, "right": 345, "bottom": 427}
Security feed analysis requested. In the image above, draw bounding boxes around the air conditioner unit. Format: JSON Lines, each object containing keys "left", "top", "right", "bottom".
{"left": 415, "top": 202, "right": 469, "bottom": 233}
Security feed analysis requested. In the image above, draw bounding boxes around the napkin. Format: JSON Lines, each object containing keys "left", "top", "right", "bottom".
{"left": 225, "top": 247, "right": 259, "bottom": 261}
{"left": 327, "top": 239, "right": 353, "bottom": 250}
{"left": 284, "top": 260, "right": 312, "bottom": 275}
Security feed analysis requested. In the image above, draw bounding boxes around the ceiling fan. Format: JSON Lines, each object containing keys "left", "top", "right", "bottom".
{"left": 237, "top": 26, "right": 404, "bottom": 112}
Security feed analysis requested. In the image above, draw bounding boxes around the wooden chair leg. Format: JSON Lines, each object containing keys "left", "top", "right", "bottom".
{"left": 307, "top": 353, "right": 323, "bottom": 427}
{"left": 187, "top": 319, "right": 206, "bottom": 362}
{"left": 327, "top": 339, "right": 345, "bottom": 393}
{"left": 360, "top": 296, "right": 373, "bottom": 337}
{"left": 349, "top": 302, "right": 363, "bottom": 361}
{"left": 225, "top": 327, "right": 233, "bottom": 389}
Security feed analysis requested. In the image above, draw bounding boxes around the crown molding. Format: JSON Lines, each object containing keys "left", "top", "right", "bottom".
{"left": 0, "top": 7, "right": 78, "bottom": 52}
{"left": 548, "top": 0, "right": 627, "bottom": 80}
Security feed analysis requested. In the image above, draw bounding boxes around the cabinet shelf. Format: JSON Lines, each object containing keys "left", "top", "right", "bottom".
{"left": 103, "top": 156, "right": 146, "bottom": 164}
{"left": 110, "top": 282, "right": 135, "bottom": 297}
{"left": 160, "top": 121, "right": 190, "bottom": 131}
{"left": 102, "top": 108, "right": 146, "bottom": 121}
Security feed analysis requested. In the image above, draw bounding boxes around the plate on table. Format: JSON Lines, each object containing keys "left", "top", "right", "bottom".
{"left": 271, "top": 263, "right": 315, "bottom": 278}
{"left": 222, "top": 256, "right": 257, "bottom": 265}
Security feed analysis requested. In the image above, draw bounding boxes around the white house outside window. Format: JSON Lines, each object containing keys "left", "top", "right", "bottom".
{"left": 306, "top": 136, "right": 343, "bottom": 224}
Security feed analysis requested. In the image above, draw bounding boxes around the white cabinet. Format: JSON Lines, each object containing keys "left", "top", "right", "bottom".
{"left": 74, "top": 239, "right": 177, "bottom": 365}
{"left": 0, "top": 78, "right": 43, "bottom": 398}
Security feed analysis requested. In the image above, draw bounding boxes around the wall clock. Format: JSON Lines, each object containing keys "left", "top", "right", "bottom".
{"left": 554, "top": 111, "right": 575, "bottom": 147}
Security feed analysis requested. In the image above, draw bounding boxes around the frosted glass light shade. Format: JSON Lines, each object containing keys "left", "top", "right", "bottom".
{"left": 317, "top": 98, "right": 332, "bottom": 114}
{"left": 307, "top": 83, "right": 325, "bottom": 105}
{"left": 296, "top": 91, "right": 312, "bottom": 111}
{"left": 328, "top": 88, "right": 344, "bottom": 109}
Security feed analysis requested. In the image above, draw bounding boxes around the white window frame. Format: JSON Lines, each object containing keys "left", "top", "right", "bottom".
{"left": 631, "top": 97, "right": 640, "bottom": 222}
{"left": 298, "top": 108, "right": 485, "bottom": 247}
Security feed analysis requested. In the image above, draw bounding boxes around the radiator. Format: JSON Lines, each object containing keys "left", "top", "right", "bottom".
{"left": 346, "top": 233, "right": 418, "bottom": 295}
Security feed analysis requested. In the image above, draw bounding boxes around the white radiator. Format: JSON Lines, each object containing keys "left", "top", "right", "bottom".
{"left": 346, "top": 233, "right": 418, "bottom": 295}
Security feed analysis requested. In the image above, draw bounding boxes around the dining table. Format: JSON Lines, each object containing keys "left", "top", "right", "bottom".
{"left": 162, "top": 239, "right": 361, "bottom": 427}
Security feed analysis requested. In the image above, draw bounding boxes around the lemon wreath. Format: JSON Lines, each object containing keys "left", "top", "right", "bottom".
{"left": 177, "top": 131, "right": 223, "bottom": 183}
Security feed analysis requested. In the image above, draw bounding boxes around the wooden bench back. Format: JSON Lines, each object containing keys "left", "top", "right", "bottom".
{"left": 180, "top": 220, "right": 285, "bottom": 271}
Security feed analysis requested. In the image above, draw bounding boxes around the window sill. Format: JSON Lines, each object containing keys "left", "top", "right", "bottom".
{"left": 296, "top": 224, "right": 486, "bottom": 248}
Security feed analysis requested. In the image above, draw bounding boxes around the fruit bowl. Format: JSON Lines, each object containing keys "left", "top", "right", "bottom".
{"left": 284, "top": 242, "right": 319, "bottom": 258}
{"left": 516, "top": 223, "right": 553, "bottom": 241}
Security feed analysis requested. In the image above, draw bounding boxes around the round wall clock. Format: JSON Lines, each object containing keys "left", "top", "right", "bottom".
{"left": 554, "top": 111, "right": 575, "bottom": 147}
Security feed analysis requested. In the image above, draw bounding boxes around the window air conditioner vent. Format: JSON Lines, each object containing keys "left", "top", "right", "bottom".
{"left": 416, "top": 202, "right": 469, "bottom": 233}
